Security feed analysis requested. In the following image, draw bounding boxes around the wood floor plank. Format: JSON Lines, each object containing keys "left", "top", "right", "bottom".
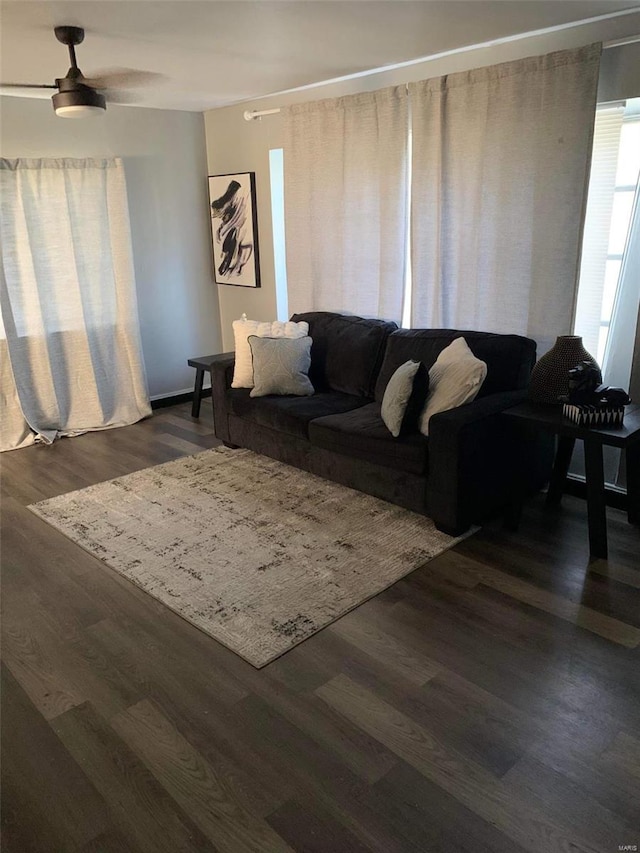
{"left": 157, "top": 433, "right": 216, "bottom": 455}
{"left": 373, "top": 761, "right": 528, "bottom": 853}
{"left": 3, "top": 402, "right": 639, "bottom": 852}
{"left": 111, "top": 699, "right": 294, "bottom": 853}
{"left": 414, "top": 548, "right": 482, "bottom": 589}
{"left": 396, "top": 670, "right": 529, "bottom": 778}
{"left": 239, "top": 661, "right": 399, "bottom": 785}
{"left": 52, "top": 702, "right": 216, "bottom": 853}
{"left": 460, "top": 498, "right": 638, "bottom": 571}
{"left": 476, "top": 567, "right": 640, "bottom": 646}
{"left": 277, "top": 615, "right": 440, "bottom": 707}
{"left": 283, "top": 626, "right": 525, "bottom": 779}
{"left": 162, "top": 412, "right": 216, "bottom": 435}
{"left": 0, "top": 664, "right": 110, "bottom": 853}
{"left": 2, "top": 496, "right": 123, "bottom": 627}
{"left": 160, "top": 422, "right": 218, "bottom": 445}
{"left": 424, "top": 550, "right": 640, "bottom": 647}
{"left": 88, "top": 615, "right": 250, "bottom": 707}
{"left": 329, "top": 608, "right": 442, "bottom": 686}
{"left": 267, "top": 798, "right": 374, "bottom": 853}
{"left": 86, "top": 618, "right": 289, "bottom": 819}
{"left": 5, "top": 590, "right": 143, "bottom": 721}
{"left": 398, "top": 575, "right": 640, "bottom": 727}
{"left": 315, "top": 673, "right": 606, "bottom": 853}
{"left": 359, "top": 591, "right": 638, "bottom": 737}
{"left": 599, "top": 731, "right": 640, "bottom": 783}
{"left": 458, "top": 518, "right": 640, "bottom": 622}
{"left": 79, "top": 830, "right": 141, "bottom": 853}
{"left": 589, "top": 558, "right": 640, "bottom": 589}
{"left": 502, "top": 752, "right": 636, "bottom": 853}
{"left": 529, "top": 734, "right": 640, "bottom": 827}
{"left": 1, "top": 611, "right": 86, "bottom": 720}
{"left": 231, "top": 692, "right": 442, "bottom": 853}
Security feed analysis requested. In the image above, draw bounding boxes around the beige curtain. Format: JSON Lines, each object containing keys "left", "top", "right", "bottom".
{"left": 409, "top": 44, "right": 601, "bottom": 354}
{"left": 283, "top": 87, "right": 408, "bottom": 322}
{"left": 0, "top": 158, "right": 151, "bottom": 452}
{"left": 0, "top": 330, "right": 33, "bottom": 450}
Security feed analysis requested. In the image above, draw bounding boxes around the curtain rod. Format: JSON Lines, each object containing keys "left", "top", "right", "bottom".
{"left": 243, "top": 107, "right": 281, "bottom": 121}
{"left": 243, "top": 34, "right": 640, "bottom": 121}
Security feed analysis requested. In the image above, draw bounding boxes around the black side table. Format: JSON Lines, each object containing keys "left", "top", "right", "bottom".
{"left": 187, "top": 353, "right": 234, "bottom": 418}
{"left": 503, "top": 401, "right": 640, "bottom": 558}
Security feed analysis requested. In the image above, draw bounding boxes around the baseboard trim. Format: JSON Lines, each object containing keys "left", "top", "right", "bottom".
{"left": 151, "top": 389, "right": 212, "bottom": 410}
{"left": 564, "top": 474, "right": 628, "bottom": 511}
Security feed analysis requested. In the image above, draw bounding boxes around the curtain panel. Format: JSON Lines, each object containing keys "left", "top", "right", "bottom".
{"left": 409, "top": 44, "right": 601, "bottom": 354}
{"left": 283, "top": 86, "right": 408, "bottom": 322}
{"left": 0, "top": 157, "right": 151, "bottom": 452}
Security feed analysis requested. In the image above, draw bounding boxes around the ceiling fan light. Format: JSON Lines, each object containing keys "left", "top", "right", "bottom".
{"left": 52, "top": 87, "right": 106, "bottom": 117}
{"left": 55, "top": 104, "right": 106, "bottom": 118}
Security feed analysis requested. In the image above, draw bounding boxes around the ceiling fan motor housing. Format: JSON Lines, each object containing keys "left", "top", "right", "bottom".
{"left": 52, "top": 76, "right": 106, "bottom": 116}
{"left": 54, "top": 25, "right": 85, "bottom": 46}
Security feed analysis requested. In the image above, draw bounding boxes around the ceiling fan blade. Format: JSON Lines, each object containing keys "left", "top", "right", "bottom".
{"left": 100, "top": 89, "right": 141, "bottom": 105}
{"left": 0, "top": 83, "right": 57, "bottom": 89}
{"left": 82, "top": 68, "right": 165, "bottom": 90}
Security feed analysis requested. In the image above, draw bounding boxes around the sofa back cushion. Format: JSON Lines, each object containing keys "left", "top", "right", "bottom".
{"left": 290, "top": 312, "right": 398, "bottom": 398}
{"left": 374, "top": 329, "right": 536, "bottom": 402}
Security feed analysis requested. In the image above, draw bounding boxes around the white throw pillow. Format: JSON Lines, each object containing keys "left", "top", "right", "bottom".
{"left": 419, "top": 337, "right": 487, "bottom": 436}
{"left": 381, "top": 360, "right": 422, "bottom": 438}
{"left": 231, "top": 314, "right": 309, "bottom": 388}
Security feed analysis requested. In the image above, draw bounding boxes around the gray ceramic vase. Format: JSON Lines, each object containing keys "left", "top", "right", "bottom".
{"left": 528, "top": 335, "right": 601, "bottom": 405}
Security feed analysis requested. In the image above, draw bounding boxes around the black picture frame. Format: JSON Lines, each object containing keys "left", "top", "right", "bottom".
{"left": 207, "top": 172, "right": 261, "bottom": 288}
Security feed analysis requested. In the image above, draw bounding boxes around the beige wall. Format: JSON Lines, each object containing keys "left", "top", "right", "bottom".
{"left": 204, "top": 110, "right": 283, "bottom": 349}
{"left": 204, "top": 12, "right": 640, "bottom": 350}
{"left": 1, "top": 96, "right": 222, "bottom": 399}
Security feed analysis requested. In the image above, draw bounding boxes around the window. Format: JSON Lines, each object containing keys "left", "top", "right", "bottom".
{"left": 574, "top": 98, "right": 640, "bottom": 367}
{"left": 269, "top": 149, "right": 289, "bottom": 321}
{"left": 572, "top": 99, "right": 640, "bottom": 488}
{"left": 272, "top": 101, "right": 640, "bottom": 359}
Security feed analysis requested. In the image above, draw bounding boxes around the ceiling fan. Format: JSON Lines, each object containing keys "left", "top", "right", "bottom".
{"left": 1, "top": 26, "right": 161, "bottom": 118}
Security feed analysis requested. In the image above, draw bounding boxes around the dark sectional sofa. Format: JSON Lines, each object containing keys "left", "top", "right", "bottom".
{"left": 211, "top": 312, "right": 554, "bottom": 534}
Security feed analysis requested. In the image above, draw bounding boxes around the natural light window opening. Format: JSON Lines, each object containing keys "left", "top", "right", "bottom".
{"left": 401, "top": 124, "right": 413, "bottom": 329}
{"left": 269, "top": 148, "right": 289, "bottom": 322}
{"left": 574, "top": 98, "right": 640, "bottom": 367}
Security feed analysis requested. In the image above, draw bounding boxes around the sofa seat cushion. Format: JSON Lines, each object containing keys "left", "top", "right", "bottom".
{"left": 309, "top": 402, "right": 429, "bottom": 475}
{"left": 226, "top": 389, "right": 368, "bottom": 439}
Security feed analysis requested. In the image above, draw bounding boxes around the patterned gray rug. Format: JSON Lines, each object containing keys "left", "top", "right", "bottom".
{"left": 29, "top": 448, "right": 467, "bottom": 667}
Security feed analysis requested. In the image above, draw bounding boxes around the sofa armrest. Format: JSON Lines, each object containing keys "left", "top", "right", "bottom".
{"left": 427, "top": 390, "right": 553, "bottom": 534}
{"left": 211, "top": 355, "right": 236, "bottom": 443}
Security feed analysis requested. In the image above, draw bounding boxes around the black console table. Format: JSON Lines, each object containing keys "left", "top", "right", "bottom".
{"left": 503, "top": 401, "right": 640, "bottom": 558}
{"left": 187, "top": 353, "right": 234, "bottom": 418}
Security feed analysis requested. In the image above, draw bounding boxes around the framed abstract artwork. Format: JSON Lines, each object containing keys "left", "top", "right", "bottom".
{"left": 208, "top": 172, "right": 261, "bottom": 288}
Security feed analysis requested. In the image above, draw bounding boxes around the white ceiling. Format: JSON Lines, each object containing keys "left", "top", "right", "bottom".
{"left": 1, "top": 1, "right": 640, "bottom": 112}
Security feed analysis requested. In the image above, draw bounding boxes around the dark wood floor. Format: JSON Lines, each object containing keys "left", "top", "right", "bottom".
{"left": 2, "top": 402, "right": 639, "bottom": 853}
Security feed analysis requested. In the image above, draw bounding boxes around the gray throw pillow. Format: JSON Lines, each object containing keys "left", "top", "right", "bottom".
{"left": 249, "top": 335, "right": 314, "bottom": 397}
{"left": 381, "top": 359, "right": 427, "bottom": 437}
